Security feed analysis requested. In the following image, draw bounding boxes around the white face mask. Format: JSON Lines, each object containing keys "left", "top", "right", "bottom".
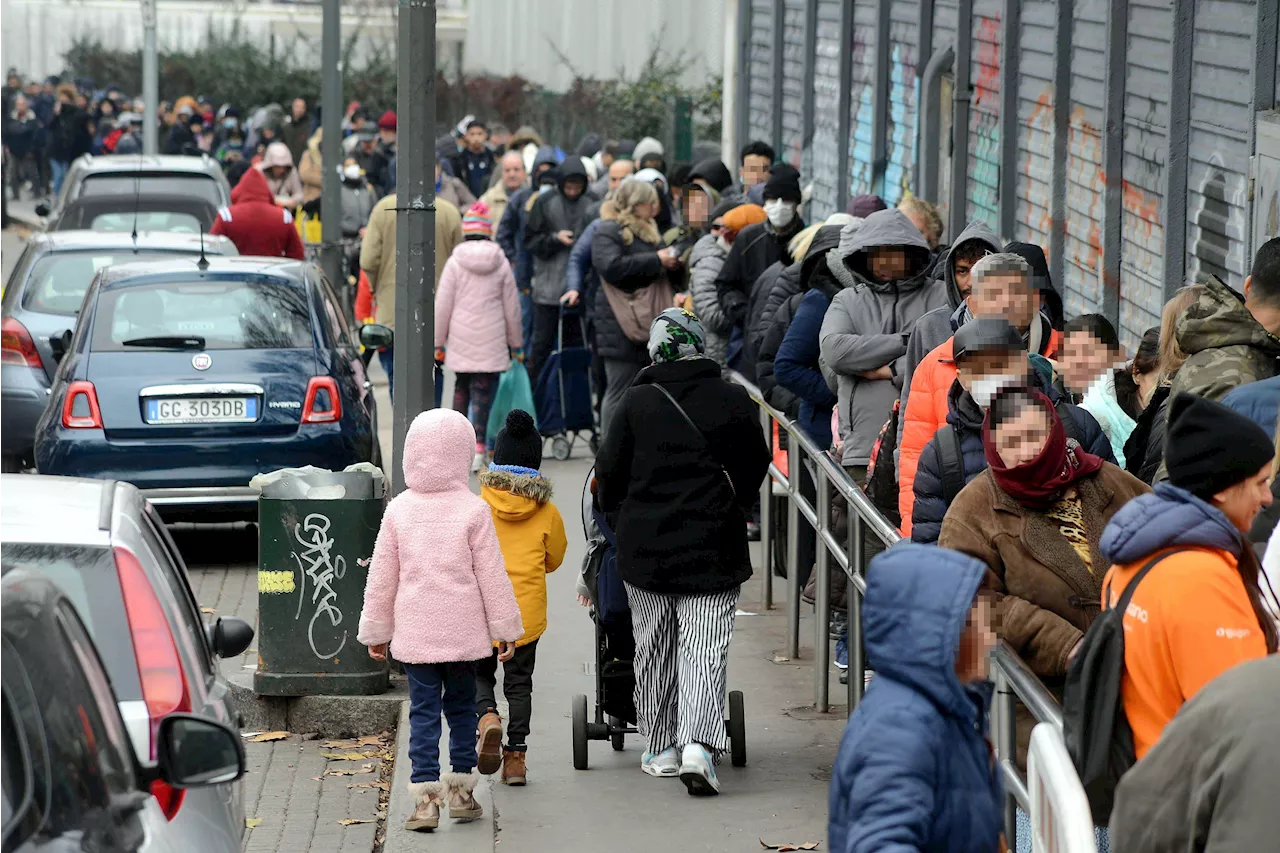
{"left": 763, "top": 199, "right": 796, "bottom": 228}
{"left": 343, "top": 164, "right": 362, "bottom": 181}
{"left": 970, "top": 374, "right": 1019, "bottom": 410}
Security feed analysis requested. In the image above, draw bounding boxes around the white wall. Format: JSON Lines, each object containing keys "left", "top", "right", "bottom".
{"left": 462, "top": 0, "right": 725, "bottom": 92}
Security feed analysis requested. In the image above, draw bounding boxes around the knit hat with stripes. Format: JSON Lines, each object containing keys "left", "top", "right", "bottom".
{"left": 462, "top": 201, "right": 493, "bottom": 238}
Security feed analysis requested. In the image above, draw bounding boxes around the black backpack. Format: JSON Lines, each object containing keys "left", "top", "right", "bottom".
{"left": 1062, "top": 548, "right": 1188, "bottom": 823}
{"left": 863, "top": 400, "right": 902, "bottom": 528}
{"left": 934, "top": 424, "right": 967, "bottom": 505}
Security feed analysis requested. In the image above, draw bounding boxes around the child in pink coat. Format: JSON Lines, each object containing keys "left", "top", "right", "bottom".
{"left": 358, "top": 408, "right": 524, "bottom": 833}
{"left": 435, "top": 200, "right": 524, "bottom": 472}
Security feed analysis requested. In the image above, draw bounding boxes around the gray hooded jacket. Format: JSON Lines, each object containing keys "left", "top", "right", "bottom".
{"left": 820, "top": 210, "right": 950, "bottom": 466}
{"left": 688, "top": 232, "right": 732, "bottom": 365}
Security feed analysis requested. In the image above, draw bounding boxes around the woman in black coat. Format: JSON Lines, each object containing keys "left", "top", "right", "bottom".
{"left": 594, "top": 308, "right": 770, "bottom": 795}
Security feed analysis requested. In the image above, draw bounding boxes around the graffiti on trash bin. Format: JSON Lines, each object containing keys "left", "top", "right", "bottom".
{"left": 290, "top": 512, "right": 348, "bottom": 660}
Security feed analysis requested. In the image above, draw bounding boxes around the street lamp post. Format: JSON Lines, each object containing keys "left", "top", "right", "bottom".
{"left": 320, "top": 0, "right": 345, "bottom": 302}
{"left": 141, "top": 0, "right": 158, "bottom": 155}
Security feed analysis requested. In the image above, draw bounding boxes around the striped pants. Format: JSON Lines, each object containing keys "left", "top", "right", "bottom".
{"left": 624, "top": 583, "right": 739, "bottom": 756}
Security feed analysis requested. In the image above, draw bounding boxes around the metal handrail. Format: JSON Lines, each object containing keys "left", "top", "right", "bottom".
{"left": 727, "top": 370, "right": 1073, "bottom": 840}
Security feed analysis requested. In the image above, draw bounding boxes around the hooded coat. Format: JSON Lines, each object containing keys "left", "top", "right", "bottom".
{"left": 298, "top": 130, "right": 323, "bottom": 204}
{"left": 209, "top": 168, "right": 305, "bottom": 260}
{"left": 753, "top": 225, "right": 846, "bottom": 362}
{"left": 590, "top": 201, "right": 666, "bottom": 364}
{"left": 496, "top": 146, "right": 558, "bottom": 292}
{"left": 257, "top": 141, "right": 305, "bottom": 208}
{"left": 714, "top": 217, "right": 805, "bottom": 329}
{"left": 688, "top": 233, "right": 733, "bottom": 364}
{"left": 361, "top": 194, "right": 462, "bottom": 329}
{"left": 820, "top": 210, "right": 951, "bottom": 466}
{"left": 524, "top": 157, "right": 593, "bottom": 306}
{"left": 828, "top": 544, "right": 1003, "bottom": 853}
{"left": 434, "top": 239, "right": 523, "bottom": 373}
{"left": 477, "top": 468, "right": 568, "bottom": 647}
{"left": 1122, "top": 384, "right": 1172, "bottom": 484}
{"left": 357, "top": 409, "right": 524, "bottom": 663}
{"left": 1099, "top": 483, "right": 1271, "bottom": 759}
{"left": 1170, "top": 275, "right": 1280, "bottom": 402}
{"left": 594, "top": 358, "right": 771, "bottom": 595}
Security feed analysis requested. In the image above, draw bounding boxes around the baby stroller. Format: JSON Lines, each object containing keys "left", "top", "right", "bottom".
{"left": 534, "top": 308, "right": 597, "bottom": 461}
{"left": 570, "top": 470, "right": 747, "bottom": 770}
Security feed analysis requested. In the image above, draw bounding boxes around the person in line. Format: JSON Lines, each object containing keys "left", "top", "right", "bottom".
{"left": 497, "top": 145, "right": 560, "bottom": 350}
{"left": 436, "top": 159, "right": 477, "bottom": 211}
{"left": 257, "top": 140, "right": 305, "bottom": 209}
{"left": 435, "top": 201, "right": 522, "bottom": 471}
{"left": 281, "top": 97, "right": 311, "bottom": 165}
{"left": 339, "top": 156, "right": 377, "bottom": 254}
{"left": 898, "top": 248, "right": 1061, "bottom": 536}
{"left": 368, "top": 111, "right": 398, "bottom": 196}
{"left": 937, "top": 387, "right": 1148, "bottom": 761}
{"left": 448, "top": 118, "right": 497, "bottom": 201}
{"left": 4, "top": 93, "right": 40, "bottom": 199}
{"left": 362, "top": 190, "right": 463, "bottom": 398}
{"left": 209, "top": 167, "right": 305, "bottom": 260}
{"left": 1124, "top": 284, "right": 1205, "bottom": 483}
{"left": 479, "top": 150, "right": 526, "bottom": 228}
{"left": 687, "top": 198, "right": 744, "bottom": 365}
{"left": 590, "top": 180, "right": 679, "bottom": 433}
{"left": 1099, "top": 392, "right": 1278, "bottom": 760}
{"left": 1060, "top": 314, "right": 1138, "bottom": 466}
{"left": 358, "top": 409, "right": 524, "bottom": 832}
{"left": 47, "top": 84, "right": 91, "bottom": 197}
{"left": 737, "top": 140, "right": 775, "bottom": 197}
{"left": 297, "top": 126, "right": 324, "bottom": 205}
{"left": 1120, "top": 327, "right": 1163, "bottom": 478}
{"left": 897, "top": 195, "right": 944, "bottom": 252}
{"left": 828, "top": 544, "right": 1002, "bottom": 853}
{"left": 913, "top": 319, "right": 1114, "bottom": 545}
{"left": 474, "top": 409, "right": 567, "bottom": 787}
{"left": 594, "top": 309, "right": 770, "bottom": 795}
{"left": 524, "top": 157, "right": 593, "bottom": 382}
{"left": 1109, "top": 655, "right": 1280, "bottom": 853}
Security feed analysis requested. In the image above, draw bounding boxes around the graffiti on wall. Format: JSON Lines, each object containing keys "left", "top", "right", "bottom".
{"left": 849, "top": 28, "right": 874, "bottom": 195}
{"left": 968, "top": 14, "right": 1001, "bottom": 228}
{"left": 1020, "top": 89, "right": 1055, "bottom": 244}
{"left": 1189, "top": 152, "right": 1248, "bottom": 286}
{"left": 883, "top": 40, "right": 917, "bottom": 205}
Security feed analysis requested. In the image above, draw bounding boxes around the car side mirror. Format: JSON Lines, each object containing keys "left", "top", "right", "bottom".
{"left": 206, "top": 616, "right": 254, "bottom": 659}
{"left": 359, "top": 323, "right": 393, "bottom": 350}
{"left": 48, "top": 329, "right": 72, "bottom": 363}
{"left": 33, "top": 203, "right": 50, "bottom": 218}
{"left": 156, "top": 713, "right": 245, "bottom": 788}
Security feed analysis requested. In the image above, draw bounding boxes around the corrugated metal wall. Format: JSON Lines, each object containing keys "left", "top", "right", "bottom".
{"left": 738, "top": 0, "right": 1280, "bottom": 350}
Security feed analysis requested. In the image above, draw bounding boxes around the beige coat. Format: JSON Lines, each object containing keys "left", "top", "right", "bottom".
{"left": 360, "top": 194, "right": 462, "bottom": 329}
{"left": 298, "top": 130, "right": 324, "bottom": 205}
{"left": 479, "top": 182, "right": 512, "bottom": 229}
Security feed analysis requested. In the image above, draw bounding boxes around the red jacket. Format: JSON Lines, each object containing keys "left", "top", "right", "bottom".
{"left": 210, "top": 168, "right": 305, "bottom": 260}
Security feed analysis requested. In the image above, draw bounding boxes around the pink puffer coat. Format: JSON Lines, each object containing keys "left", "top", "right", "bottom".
{"left": 434, "top": 239, "right": 522, "bottom": 373}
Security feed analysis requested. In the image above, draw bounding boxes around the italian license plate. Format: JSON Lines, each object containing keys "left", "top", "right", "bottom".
{"left": 145, "top": 397, "right": 257, "bottom": 424}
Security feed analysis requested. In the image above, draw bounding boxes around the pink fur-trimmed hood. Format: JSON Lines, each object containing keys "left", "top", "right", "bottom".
{"left": 357, "top": 409, "right": 523, "bottom": 663}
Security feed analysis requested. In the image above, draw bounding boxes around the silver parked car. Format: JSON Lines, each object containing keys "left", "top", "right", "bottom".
{"left": 0, "top": 475, "right": 254, "bottom": 853}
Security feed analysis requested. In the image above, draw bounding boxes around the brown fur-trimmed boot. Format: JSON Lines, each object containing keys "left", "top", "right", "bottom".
{"left": 443, "top": 771, "right": 482, "bottom": 821}
{"left": 403, "top": 781, "right": 443, "bottom": 831}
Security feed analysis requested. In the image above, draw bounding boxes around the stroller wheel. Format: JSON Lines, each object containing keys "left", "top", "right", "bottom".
{"left": 727, "top": 690, "right": 747, "bottom": 767}
{"left": 552, "top": 435, "right": 572, "bottom": 461}
{"left": 571, "top": 694, "right": 590, "bottom": 770}
{"left": 608, "top": 716, "right": 625, "bottom": 751}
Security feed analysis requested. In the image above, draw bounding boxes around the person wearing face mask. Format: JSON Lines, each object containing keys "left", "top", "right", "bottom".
{"left": 339, "top": 157, "right": 377, "bottom": 279}
{"left": 913, "top": 319, "right": 1116, "bottom": 545}
{"left": 712, "top": 165, "right": 806, "bottom": 339}
{"left": 686, "top": 198, "right": 746, "bottom": 365}
{"left": 1061, "top": 314, "right": 1139, "bottom": 467}
{"left": 938, "top": 387, "right": 1149, "bottom": 769}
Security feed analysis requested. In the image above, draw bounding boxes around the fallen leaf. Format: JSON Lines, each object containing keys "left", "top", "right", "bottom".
{"left": 356, "top": 735, "right": 385, "bottom": 745}
{"left": 324, "top": 764, "right": 376, "bottom": 776}
{"left": 245, "top": 818, "right": 263, "bottom": 828}
{"left": 248, "top": 731, "right": 291, "bottom": 742}
{"left": 201, "top": 607, "right": 216, "bottom": 614}
{"left": 338, "top": 819, "right": 373, "bottom": 826}
{"left": 321, "top": 739, "right": 358, "bottom": 748}
{"left": 321, "top": 751, "right": 380, "bottom": 760}
{"left": 759, "top": 842, "right": 820, "bottom": 852}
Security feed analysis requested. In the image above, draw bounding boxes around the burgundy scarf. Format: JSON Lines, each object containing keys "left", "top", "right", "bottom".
{"left": 983, "top": 391, "right": 1104, "bottom": 510}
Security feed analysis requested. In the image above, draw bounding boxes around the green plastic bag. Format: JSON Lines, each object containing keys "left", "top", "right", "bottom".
{"left": 486, "top": 360, "right": 538, "bottom": 444}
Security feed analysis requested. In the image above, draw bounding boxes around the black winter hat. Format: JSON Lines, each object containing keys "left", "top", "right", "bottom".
{"left": 762, "top": 165, "right": 802, "bottom": 204}
{"left": 689, "top": 157, "right": 734, "bottom": 193}
{"left": 1165, "top": 392, "right": 1274, "bottom": 500}
{"left": 493, "top": 409, "right": 542, "bottom": 470}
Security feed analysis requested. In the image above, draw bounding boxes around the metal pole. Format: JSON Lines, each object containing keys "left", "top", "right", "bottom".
{"left": 320, "top": 0, "right": 345, "bottom": 300}
{"left": 998, "top": 671, "right": 1019, "bottom": 841}
{"left": 720, "top": 0, "right": 741, "bottom": 176}
{"left": 814, "top": 472, "right": 832, "bottom": 712}
{"left": 759, "top": 410, "right": 774, "bottom": 610}
{"left": 141, "top": 0, "right": 158, "bottom": 155}
{"left": 391, "top": 0, "right": 437, "bottom": 496}
{"left": 849, "top": 514, "right": 865, "bottom": 712}
{"left": 785, "top": 439, "right": 802, "bottom": 660}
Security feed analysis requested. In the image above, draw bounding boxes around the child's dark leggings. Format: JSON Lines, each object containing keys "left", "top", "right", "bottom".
{"left": 475, "top": 640, "right": 538, "bottom": 751}
{"left": 453, "top": 372, "right": 500, "bottom": 448}
{"left": 403, "top": 661, "right": 479, "bottom": 783}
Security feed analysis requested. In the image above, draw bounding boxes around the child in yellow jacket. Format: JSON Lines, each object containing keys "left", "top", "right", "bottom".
{"left": 475, "top": 409, "right": 568, "bottom": 785}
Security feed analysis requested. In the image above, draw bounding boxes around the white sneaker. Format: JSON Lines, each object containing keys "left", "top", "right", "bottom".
{"left": 640, "top": 746, "right": 680, "bottom": 777}
{"left": 678, "top": 743, "right": 720, "bottom": 795}
{"left": 471, "top": 452, "right": 485, "bottom": 473}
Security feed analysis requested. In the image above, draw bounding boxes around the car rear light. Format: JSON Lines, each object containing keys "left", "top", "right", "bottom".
{"left": 61, "top": 380, "right": 103, "bottom": 429}
{"left": 302, "top": 376, "right": 342, "bottom": 423}
{"left": 114, "top": 546, "right": 190, "bottom": 820}
{"left": 1, "top": 317, "right": 42, "bottom": 368}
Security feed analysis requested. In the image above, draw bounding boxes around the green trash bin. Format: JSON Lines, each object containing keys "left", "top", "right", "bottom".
{"left": 254, "top": 468, "right": 389, "bottom": 696}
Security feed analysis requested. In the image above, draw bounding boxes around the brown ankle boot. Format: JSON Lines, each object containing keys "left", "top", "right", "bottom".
{"left": 476, "top": 711, "right": 504, "bottom": 775}
{"left": 501, "top": 749, "right": 527, "bottom": 786}
{"left": 443, "top": 771, "right": 482, "bottom": 821}
{"left": 403, "top": 781, "right": 442, "bottom": 831}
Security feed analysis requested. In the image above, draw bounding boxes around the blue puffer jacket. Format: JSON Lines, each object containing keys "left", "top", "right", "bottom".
{"left": 1100, "top": 482, "right": 1244, "bottom": 565}
{"left": 911, "top": 373, "right": 1116, "bottom": 545}
{"left": 775, "top": 287, "right": 838, "bottom": 447}
{"left": 829, "top": 544, "right": 1003, "bottom": 853}
{"left": 1222, "top": 375, "right": 1280, "bottom": 439}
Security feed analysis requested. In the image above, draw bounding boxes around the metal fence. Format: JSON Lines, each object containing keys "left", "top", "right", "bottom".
{"left": 728, "top": 371, "right": 1092, "bottom": 847}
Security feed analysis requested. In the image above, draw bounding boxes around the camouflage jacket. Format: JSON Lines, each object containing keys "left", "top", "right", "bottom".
{"left": 1171, "top": 276, "right": 1280, "bottom": 402}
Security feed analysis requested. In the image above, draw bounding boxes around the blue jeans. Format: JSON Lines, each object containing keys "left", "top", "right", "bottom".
{"left": 403, "top": 661, "right": 480, "bottom": 783}
{"left": 519, "top": 289, "right": 534, "bottom": 353}
{"left": 378, "top": 347, "right": 394, "bottom": 400}
{"left": 50, "top": 160, "right": 69, "bottom": 198}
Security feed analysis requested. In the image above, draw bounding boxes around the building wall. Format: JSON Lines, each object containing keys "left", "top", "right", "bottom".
{"left": 738, "top": 0, "right": 1280, "bottom": 350}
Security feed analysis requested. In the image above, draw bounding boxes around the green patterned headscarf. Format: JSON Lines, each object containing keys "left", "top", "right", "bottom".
{"left": 648, "top": 308, "right": 707, "bottom": 363}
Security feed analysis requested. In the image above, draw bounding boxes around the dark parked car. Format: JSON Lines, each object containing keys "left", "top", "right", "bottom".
{"left": 33, "top": 257, "right": 385, "bottom": 518}
{"left": 1, "top": 230, "right": 237, "bottom": 472}
{"left": 36, "top": 154, "right": 231, "bottom": 230}
{"left": 2, "top": 570, "right": 247, "bottom": 853}
{"left": 49, "top": 193, "right": 219, "bottom": 233}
